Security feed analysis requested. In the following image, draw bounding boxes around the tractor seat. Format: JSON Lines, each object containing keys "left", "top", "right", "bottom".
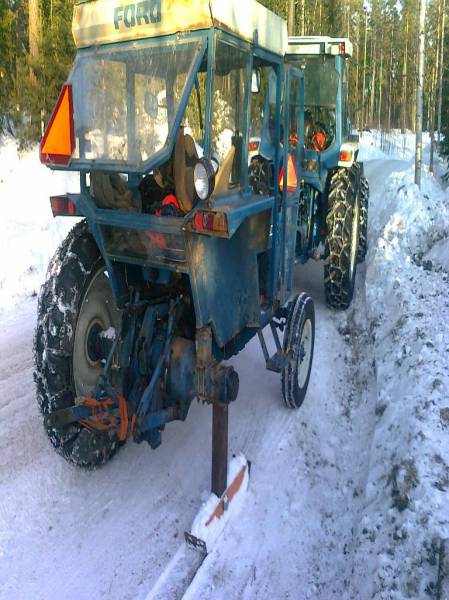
{"left": 214, "top": 146, "right": 236, "bottom": 195}
{"left": 153, "top": 126, "right": 199, "bottom": 214}
{"left": 174, "top": 127, "right": 199, "bottom": 213}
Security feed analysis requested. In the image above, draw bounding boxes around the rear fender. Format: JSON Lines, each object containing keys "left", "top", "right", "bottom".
{"left": 338, "top": 142, "right": 359, "bottom": 168}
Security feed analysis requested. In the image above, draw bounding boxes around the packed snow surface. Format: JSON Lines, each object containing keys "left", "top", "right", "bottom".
{"left": 0, "top": 132, "right": 448, "bottom": 599}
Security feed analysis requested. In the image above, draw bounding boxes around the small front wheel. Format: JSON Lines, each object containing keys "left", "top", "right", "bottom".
{"left": 282, "top": 293, "right": 315, "bottom": 409}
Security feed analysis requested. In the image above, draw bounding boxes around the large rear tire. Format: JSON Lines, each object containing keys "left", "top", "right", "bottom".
{"left": 324, "top": 168, "right": 361, "bottom": 310}
{"left": 34, "top": 221, "right": 122, "bottom": 468}
{"left": 282, "top": 293, "right": 315, "bottom": 409}
{"left": 357, "top": 174, "right": 369, "bottom": 263}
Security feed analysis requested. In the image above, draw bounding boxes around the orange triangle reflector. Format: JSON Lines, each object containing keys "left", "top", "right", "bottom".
{"left": 279, "top": 154, "right": 298, "bottom": 192}
{"left": 40, "top": 84, "right": 75, "bottom": 166}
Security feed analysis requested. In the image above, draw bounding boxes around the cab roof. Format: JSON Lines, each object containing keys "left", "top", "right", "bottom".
{"left": 286, "top": 36, "right": 353, "bottom": 59}
{"left": 72, "top": 0, "right": 287, "bottom": 56}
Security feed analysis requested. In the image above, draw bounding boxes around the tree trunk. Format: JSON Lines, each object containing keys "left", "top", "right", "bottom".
{"left": 415, "top": 0, "right": 426, "bottom": 188}
{"left": 355, "top": 14, "right": 360, "bottom": 130}
{"left": 288, "top": 0, "right": 295, "bottom": 36}
{"left": 369, "top": 37, "right": 376, "bottom": 127}
{"left": 438, "top": 0, "right": 446, "bottom": 141}
{"left": 378, "top": 48, "right": 383, "bottom": 130}
{"left": 361, "top": 11, "right": 368, "bottom": 131}
{"left": 430, "top": 65, "right": 436, "bottom": 173}
{"left": 388, "top": 22, "right": 394, "bottom": 132}
{"left": 402, "top": 17, "right": 409, "bottom": 133}
{"left": 28, "top": 0, "right": 40, "bottom": 85}
{"left": 28, "top": 0, "right": 40, "bottom": 60}
{"left": 299, "top": 0, "right": 305, "bottom": 36}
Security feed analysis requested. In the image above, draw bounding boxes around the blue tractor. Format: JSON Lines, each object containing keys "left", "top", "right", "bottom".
{"left": 35, "top": 0, "right": 316, "bottom": 499}
{"left": 285, "top": 37, "right": 370, "bottom": 310}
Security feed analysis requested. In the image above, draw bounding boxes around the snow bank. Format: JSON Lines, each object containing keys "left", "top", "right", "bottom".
{"left": 359, "top": 130, "right": 420, "bottom": 162}
{"left": 0, "top": 136, "right": 79, "bottom": 312}
{"left": 352, "top": 160, "right": 449, "bottom": 598}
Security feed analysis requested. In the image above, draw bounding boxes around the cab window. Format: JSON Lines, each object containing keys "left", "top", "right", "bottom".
{"left": 212, "top": 41, "right": 249, "bottom": 194}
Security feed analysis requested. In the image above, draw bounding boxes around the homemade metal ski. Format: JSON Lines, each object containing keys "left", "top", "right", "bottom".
{"left": 185, "top": 454, "right": 250, "bottom": 555}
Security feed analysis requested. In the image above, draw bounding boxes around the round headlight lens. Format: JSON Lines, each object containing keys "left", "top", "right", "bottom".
{"left": 194, "top": 158, "right": 216, "bottom": 201}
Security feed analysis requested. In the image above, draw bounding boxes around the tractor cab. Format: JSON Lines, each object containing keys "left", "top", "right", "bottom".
{"left": 286, "top": 36, "right": 355, "bottom": 192}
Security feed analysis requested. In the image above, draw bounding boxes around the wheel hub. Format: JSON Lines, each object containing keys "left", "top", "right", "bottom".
{"left": 85, "top": 321, "right": 104, "bottom": 366}
{"left": 73, "top": 269, "right": 121, "bottom": 397}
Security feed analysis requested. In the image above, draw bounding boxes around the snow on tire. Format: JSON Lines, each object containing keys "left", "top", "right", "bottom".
{"left": 324, "top": 167, "right": 361, "bottom": 310}
{"left": 34, "top": 220, "right": 122, "bottom": 469}
{"left": 282, "top": 293, "right": 315, "bottom": 409}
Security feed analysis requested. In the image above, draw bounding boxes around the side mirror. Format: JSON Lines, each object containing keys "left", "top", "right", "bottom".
{"left": 251, "top": 69, "right": 261, "bottom": 94}
{"left": 144, "top": 92, "right": 159, "bottom": 119}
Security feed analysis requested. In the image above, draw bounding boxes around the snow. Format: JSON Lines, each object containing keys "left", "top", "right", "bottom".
{"left": 0, "top": 135, "right": 79, "bottom": 312}
{"left": 0, "top": 132, "right": 448, "bottom": 599}
{"left": 350, "top": 147, "right": 449, "bottom": 599}
{"left": 100, "top": 327, "right": 117, "bottom": 340}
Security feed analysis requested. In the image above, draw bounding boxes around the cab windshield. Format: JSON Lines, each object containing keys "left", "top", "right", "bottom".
{"left": 302, "top": 55, "right": 339, "bottom": 152}
{"left": 303, "top": 56, "right": 339, "bottom": 107}
{"left": 69, "top": 39, "right": 203, "bottom": 170}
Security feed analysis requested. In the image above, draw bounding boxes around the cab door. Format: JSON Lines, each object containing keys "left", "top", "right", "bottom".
{"left": 280, "top": 68, "right": 304, "bottom": 301}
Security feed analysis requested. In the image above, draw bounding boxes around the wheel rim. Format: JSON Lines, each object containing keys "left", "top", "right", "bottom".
{"left": 297, "top": 318, "right": 313, "bottom": 389}
{"left": 349, "top": 196, "right": 360, "bottom": 280}
{"left": 73, "top": 268, "right": 121, "bottom": 397}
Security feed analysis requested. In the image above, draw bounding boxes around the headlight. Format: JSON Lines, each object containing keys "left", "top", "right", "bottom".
{"left": 194, "top": 158, "right": 216, "bottom": 201}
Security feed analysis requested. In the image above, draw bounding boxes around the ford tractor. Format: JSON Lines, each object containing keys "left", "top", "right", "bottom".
{"left": 35, "top": 0, "right": 316, "bottom": 527}
{"left": 285, "top": 37, "right": 370, "bottom": 309}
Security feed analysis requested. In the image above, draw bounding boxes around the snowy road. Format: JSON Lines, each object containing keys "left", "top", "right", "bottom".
{"left": 1, "top": 149, "right": 447, "bottom": 600}
{"left": 0, "top": 260, "right": 376, "bottom": 600}
{"left": 0, "top": 165, "right": 381, "bottom": 600}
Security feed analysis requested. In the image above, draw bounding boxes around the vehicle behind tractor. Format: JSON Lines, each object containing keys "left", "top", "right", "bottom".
{"left": 285, "top": 37, "right": 370, "bottom": 309}
{"left": 35, "top": 0, "right": 317, "bottom": 543}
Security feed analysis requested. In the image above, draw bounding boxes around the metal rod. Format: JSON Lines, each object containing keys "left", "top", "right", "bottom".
{"left": 211, "top": 403, "right": 228, "bottom": 497}
{"left": 258, "top": 330, "right": 270, "bottom": 364}
{"left": 270, "top": 321, "right": 282, "bottom": 354}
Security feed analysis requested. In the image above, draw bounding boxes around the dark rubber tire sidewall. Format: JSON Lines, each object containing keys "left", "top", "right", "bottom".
{"left": 282, "top": 293, "right": 315, "bottom": 409}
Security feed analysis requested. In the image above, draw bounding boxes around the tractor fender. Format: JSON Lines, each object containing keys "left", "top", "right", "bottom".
{"left": 338, "top": 141, "right": 359, "bottom": 168}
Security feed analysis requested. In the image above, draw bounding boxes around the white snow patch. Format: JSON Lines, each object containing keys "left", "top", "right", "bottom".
{"left": 100, "top": 327, "right": 116, "bottom": 340}
{"left": 0, "top": 135, "right": 79, "bottom": 312}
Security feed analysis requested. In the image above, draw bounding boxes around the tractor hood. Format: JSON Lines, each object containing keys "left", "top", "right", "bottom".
{"left": 72, "top": 0, "right": 287, "bottom": 56}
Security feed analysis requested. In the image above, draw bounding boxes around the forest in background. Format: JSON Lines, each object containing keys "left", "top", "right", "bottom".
{"left": 1, "top": 0, "right": 449, "bottom": 157}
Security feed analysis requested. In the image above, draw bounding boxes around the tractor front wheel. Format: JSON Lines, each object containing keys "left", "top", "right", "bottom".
{"left": 34, "top": 221, "right": 122, "bottom": 468}
{"left": 282, "top": 293, "right": 315, "bottom": 409}
{"left": 324, "top": 168, "right": 361, "bottom": 310}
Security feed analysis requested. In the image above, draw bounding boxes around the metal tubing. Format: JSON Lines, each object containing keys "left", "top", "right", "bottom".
{"left": 211, "top": 403, "right": 228, "bottom": 497}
